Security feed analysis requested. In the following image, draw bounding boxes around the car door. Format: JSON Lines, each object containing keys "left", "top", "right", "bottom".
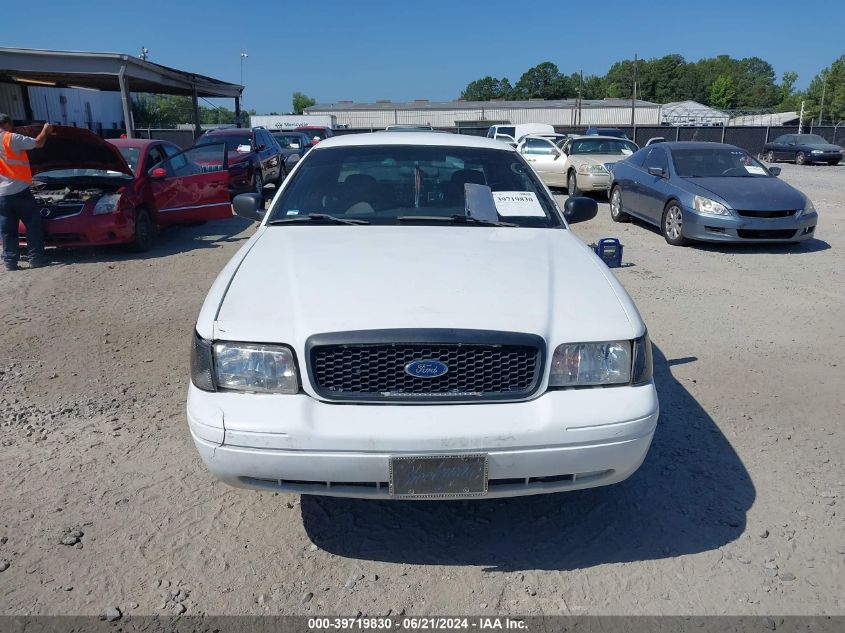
{"left": 520, "top": 138, "right": 566, "bottom": 186}
{"left": 638, "top": 146, "right": 671, "bottom": 223}
{"left": 256, "top": 130, "right": 276, "bottom": 181}
{"left": 147, "top": 142, "right": 232, "bottom": 225}
{"left": 779, "top": 135, "right": 796, "bottom": 161}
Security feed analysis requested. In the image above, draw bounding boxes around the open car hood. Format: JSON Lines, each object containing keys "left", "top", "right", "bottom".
{"left": 17, "top": 125, "right": 134, "bottom": 177}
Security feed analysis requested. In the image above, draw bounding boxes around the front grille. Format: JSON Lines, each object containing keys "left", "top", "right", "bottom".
{"left": 40, "top": 203, "right": 84, "bottom": 219}
{"left": 736, "top": 229, "right": 797, "bottom": 240}
{"left": 736, "top": 210, "right": 796, "bottom": 218}
{"left": 307, "top": 330, "right": 544, "bottom": 402}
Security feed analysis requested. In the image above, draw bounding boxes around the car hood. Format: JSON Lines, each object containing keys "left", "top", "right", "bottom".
{"left": 798, "top": 143, "right": 842, "bottom": 151}
{"left": 684, "top": 176, "right": 806, "bottom": 211}
{"left": 211, "top": 226, "right": 641, "bottom": 346}
{"left": 18, "top": 125, "right": 133, "bottom": 177}
{"left": 572, "top": 153, "right": 631, "bottom": 167}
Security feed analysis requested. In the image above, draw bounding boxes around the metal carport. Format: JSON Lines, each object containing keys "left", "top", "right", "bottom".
{"left": 0, "top": 47, "right": 243, "bottom": 138}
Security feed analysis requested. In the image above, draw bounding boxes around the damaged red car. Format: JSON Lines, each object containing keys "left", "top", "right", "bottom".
{"left": 20, "top": 126, "right": 233, "bottom": 252}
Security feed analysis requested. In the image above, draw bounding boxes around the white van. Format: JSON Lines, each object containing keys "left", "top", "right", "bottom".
{"left": 487, "top": 123, "right": 555, "bottom": 146}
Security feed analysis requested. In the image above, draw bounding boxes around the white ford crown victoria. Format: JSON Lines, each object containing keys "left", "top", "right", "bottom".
{"left": 188, "top": 132, "right": 658, "bottom": 499}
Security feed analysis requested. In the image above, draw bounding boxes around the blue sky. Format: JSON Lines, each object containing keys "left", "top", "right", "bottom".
{"left": 7, "top": 0, "right": 844, "bottom": 112}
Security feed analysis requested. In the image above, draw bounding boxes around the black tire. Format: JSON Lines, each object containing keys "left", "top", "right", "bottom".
{"left": 567, "top": 170, "right": 581, "bottom": 196}
{"left": 253, "top": 170, "right": 265, "bottom": 204}
{"left": 130, "top": 208, "right": 155, "bottom": 253}
{"left": 765, "top": 150, "right": 775, "bottom": 163}
{"left": 609, "top": 186, "right": 630, "bottom": 222}
{"left": 828, "top": 160, "right": 840, "bottom": 166}
{"left": 795, "top": 151, "right": 806, "bottom": 166}
{"left": 661, "top": 201, "right": 688, "bottom": 246}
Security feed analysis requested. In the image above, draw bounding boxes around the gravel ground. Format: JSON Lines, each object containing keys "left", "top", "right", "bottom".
{"left": 0, "top": 164, "right": 843, "bottom": 617}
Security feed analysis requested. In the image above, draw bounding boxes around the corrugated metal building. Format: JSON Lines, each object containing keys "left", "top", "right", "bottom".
{"left": 306, "top": 98, "right": 661, "bottom": 129}
{"left": 0, "top": 82, "right": 124, "bottom": 130}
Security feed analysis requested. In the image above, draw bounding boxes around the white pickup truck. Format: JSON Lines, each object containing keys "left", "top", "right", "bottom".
{"left": 188, "top": 132, "right": 659, "bottom": 499}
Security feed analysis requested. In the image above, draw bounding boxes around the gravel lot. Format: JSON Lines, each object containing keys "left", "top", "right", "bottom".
{"left": 1, "top": 164, "right": 843, "bottom": 617}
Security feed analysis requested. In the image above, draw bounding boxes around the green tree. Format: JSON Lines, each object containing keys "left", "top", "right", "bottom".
{"left": 292, "top": 92, "right": 316, "bottom": 115}
{"left": 460, "top": 76, "right": 513, "bottom": 101}
{"left": 776, "top": 71, "right": 802, "bottom": 112}
{"left": 804, "top": 56, "right": 845, "bottom": 123}
{"left": 709, "top": 75, "right": 737, "bottom": 109}
{"left": 513, "top": 62, "right": 571, "bottom": 99}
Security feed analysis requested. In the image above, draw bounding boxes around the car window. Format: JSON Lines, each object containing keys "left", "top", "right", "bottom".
{"left": 274, "top": 134, "right": 302, "bottom": 150}
{"left": 570, "top": 139, "right": 638, "bottom": 155}
{"left": 196, "top": 134, "right": 253, "bottom": 153}
{"left": 497, "top": 127, "right": 515, "bottom": 139}
{"left": 522, "top": 138, "right": 556, "bottom": 155}
{"left": 143, "top": 146, "right": 166, "bottom": 173}
{"left": 671, "top": 148, "right": 771, "bottom": 178}
{"left": 268, "top": 145, "right": 562, "bottom": 228}
{"left": 795, "top": 134, "right": 827, "bottom": 144}
{"left": 117, "top": 147, "right": 141, "bottom": 174}
{"left": 158, "top": 143, "right": 227, "bottom": 178}
{"left": 162, "top": 144, "right": 181, "bottom": 158}
{"left": 643, "top": 147, "right": 668, "bottom": 172}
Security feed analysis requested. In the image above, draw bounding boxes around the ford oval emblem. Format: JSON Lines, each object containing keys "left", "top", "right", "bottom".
{"left": 404, "top": 359, "right": 449, "bottom": 378}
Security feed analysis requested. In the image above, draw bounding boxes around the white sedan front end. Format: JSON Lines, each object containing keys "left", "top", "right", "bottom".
{"left": 188, "top": 133, "right": 658, "bottom": 499}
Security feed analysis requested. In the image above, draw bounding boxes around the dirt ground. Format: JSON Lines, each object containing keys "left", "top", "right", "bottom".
{"left": 1, "top": 164, "right": 843, "bottom": 617}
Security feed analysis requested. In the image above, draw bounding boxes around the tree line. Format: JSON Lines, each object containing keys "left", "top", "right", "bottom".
{"left": 460, "top": 54, "right": 845, "bottom": 123}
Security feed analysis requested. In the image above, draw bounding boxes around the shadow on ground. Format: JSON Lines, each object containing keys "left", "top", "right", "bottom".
{"left": 301, "top": 345, "right": 755, "bottom": 571}
{"left": 38, "top": 216, "right": 254, "bottom": 266}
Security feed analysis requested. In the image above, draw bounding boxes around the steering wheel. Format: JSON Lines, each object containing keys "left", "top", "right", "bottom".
{"left": 721, "top": 167, "right": 746, "bottom": 176}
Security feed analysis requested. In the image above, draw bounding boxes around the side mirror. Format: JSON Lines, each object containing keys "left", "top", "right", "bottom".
{"left": 647, "top": 166, "right": 666, "bottom": 178}
{"left": 150, "top": 166, "right": 167, "bottom": 179}
{"left": 768, "top": 166, "right": 781, "bottom": 176}
{"left": 232, "top": 193, "right": 265, "bottom": 222}
{"left": 563, "top": 195, "right": 598, "bottom": 219}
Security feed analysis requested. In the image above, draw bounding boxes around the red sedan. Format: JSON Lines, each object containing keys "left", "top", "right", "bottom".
{"left": 20, "top": 126, "right": 233, "bottom": 252}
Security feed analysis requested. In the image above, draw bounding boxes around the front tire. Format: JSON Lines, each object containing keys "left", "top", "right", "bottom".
{"left": 567, "top": 171, "right": 581, "bottom": 196}
{"left": 661, "top": 202, "right": 688, "bottom": 246}
{"left": 828, "top": 159, "right": 840, "bottom": 166}
{"left": 795, "top": 151, "right": 806, "bottom": 165}
{"left": 130, "top": 208, "right": 155, "bottom": 253}
{"left": 765, "top": 150, "right": 775, "bottom": 163}
{"left": 609, "top": 186, "right": 630, "bottom": 222}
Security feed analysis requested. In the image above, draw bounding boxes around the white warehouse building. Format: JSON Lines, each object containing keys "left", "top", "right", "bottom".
{"left": 0, "top": 81, "right": 124, "bottom": 131}
{"left": 306, "top": 98, "right": 661, "bottom": 129}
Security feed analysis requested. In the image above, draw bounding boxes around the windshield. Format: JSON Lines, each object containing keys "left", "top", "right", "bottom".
{"left": 267, "top": 145, "right": 562, "bottom": 228}
{"left": 672, "top": 148, "right": 772, "bottom": 178}
{"left": 118, "top": 147, "right": 141, "bottom": 174}
{"left": 298, "top": 129, "right": 328, "bottom": 140}
{"left": 794, "top": 134, "right": 827, "bottom": 144}
{"left": 273, "top": 134, "right": 304, "bottom": 149}
{"left": 196, "top": 134, "right": 253, "bottom": 153}
{"left": 570, "top": 139, "right": 638, "bottom": 155}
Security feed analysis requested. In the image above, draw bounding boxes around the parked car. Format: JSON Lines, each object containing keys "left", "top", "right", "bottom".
{"left": 295, "top": 125, "right": 334, "bottom": 146}
{"left": 585, "top": 127, "right": 629, "bottom": 139}
{"left": 487, "top": 123, "right": 555, "bottom": 147}
{"left": 519, "top": 135, "right": 638, "bottom": 195}
{"left": 762, "top": 133, "right": 843, "bottom": 166}
{"left": 20, "top": 126, "right": 232, "bottom": 252}
{"left": 271, "top": 131, "right": 312, "bottom": 172}
{"left": 187, "top": 131, "right": 658, "bottom": 500}
{"left": 385, "top": 124, "right": 435, "bottom": 131}
{"left": 193, "top": 127, "right": 284, "bottom": 198}
{"left": 645, "top": 137, "right": 665, "bottom": 146}
{"left": 608, "top": 142, "right": 817, "bottom": 246}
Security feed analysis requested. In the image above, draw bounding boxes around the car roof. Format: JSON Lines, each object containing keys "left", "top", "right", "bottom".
{"left": 657, "top": 141, "right": 741, "bottom": 151}
{"left": 107, "top": 138, "right": 165, "bottom": 149}
{"left": 570, "top": 135, "right": 634, "bottom": 142}
{"left": 203, "top": 128, "right": 254, "bottom": 136}
{"left": 313, "top": 131, "right": 515, "bottom": 151}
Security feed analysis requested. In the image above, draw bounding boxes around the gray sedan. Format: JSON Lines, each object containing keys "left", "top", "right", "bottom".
{"left": 608, "top": 142, "right": 818, "bottom": 246}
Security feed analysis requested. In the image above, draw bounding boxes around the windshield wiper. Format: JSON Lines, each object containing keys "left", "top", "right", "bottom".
{"left": 267, "top": 213, "right": 370, "bottom": 226}
{"left": 396, "top": 214, "right": 517, "bottom": 227}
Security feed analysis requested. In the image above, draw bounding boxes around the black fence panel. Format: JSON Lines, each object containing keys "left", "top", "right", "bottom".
{"left": 724, "top": 128, "right": 769, "bottom": 156}
{"left": 136, "top": 128, "right": 198, "bottom": 148}
{"left": 678, "top": 127, "right": 722, "bottom": 143}
{"left": 632, "top": 127, "right": 669, "bottom": 145}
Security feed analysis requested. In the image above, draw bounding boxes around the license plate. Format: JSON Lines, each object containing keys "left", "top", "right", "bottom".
{"left": 390, "top": 454, "right": 488, "bottom": 498}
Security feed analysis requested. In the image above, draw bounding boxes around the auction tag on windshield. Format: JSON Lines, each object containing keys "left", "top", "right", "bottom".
{"left": 493, "top": 191, "right": 546, "bottom": 217}
{"left": 745, "top": 165, "right": 767, "bottom": 175}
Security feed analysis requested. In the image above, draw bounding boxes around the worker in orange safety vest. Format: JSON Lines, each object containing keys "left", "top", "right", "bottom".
{"left": 0, "top": 113, "right": 52, "bottom": 271}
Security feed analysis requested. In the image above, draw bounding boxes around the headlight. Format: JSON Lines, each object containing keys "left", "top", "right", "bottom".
{"left": 214, "top": 342, "right": 298, "bottom": 393}
{"left": 189, "top": 333, "right": 298, "bottom": 394}
{"left": 693, "top": 195, "right": 731, "bottom": 216}
{"left": 631, "top": 334, "right": 653, "bottom": 385}
{"left": 578, "top": 164, "right": 607, "bottom": 175}
{"left": 810, "top": 150, "right": 822, "bottom": 154}
{"left": 92, "top": 193, "right": 121, "bottom": 215}
{"left": 798, "top": 197, "right": 816, "bottom": 217}
{"left": 549, "top": 340, "right": 631, "bottom": 387}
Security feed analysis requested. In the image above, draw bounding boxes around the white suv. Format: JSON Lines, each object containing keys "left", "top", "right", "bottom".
{"left": 188, "top": 132, "right": 659, "bottom": 499}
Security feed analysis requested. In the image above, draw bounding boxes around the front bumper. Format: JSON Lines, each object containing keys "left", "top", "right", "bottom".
{"left": 187, "top": 381, "right": 659, "bottom": 499}
{"left": 806, "top": 152, "right": 842, "bottom": 163}
{"left": 683, "top": 208, "right": 817, "bottom": 243}
{"left": 576, "top": 172, "right": 611, "bottom": 191}
{"left": 21, "top": 212, "right": 135, "bottom": 248}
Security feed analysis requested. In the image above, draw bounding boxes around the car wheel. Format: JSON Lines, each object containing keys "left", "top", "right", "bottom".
{"left": 130, "top": 208, "right": 155, "bottom": 253}
{"left": 795, "top": 151, "right": 806, "bottom": 165}
{"left": 609, "top": 186, "right": 630, "bottom": 222}
{"left": 827, "top": 160, "right": 840, "bottom": 166}
{"left": 765, "top": 150, "right": 775, "bottom": 163}
{"left": 661, "top": 202, "right": 688, "bottom": 246}
{"left": 567, "top": 171, "right": 580, "bottom": 196}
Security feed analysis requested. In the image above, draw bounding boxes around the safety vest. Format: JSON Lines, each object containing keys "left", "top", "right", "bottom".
{"left": 0, "top": 131, "right": 33, "bottom": 184}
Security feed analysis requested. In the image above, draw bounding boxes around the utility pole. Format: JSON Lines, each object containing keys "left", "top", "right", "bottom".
{"left": 818, "top": 71, "right": 828, "bottom": 126}
{"left": 631, "top": 53, "right": 638, "bottom": 127}
{"left": 798, "top": 100, "right": 805, "bottom": 134}
{"left": 139, "top": 47, "right": 149, "bottom": 61}
{"left": 577, "top": 70, "right": 583, "bottom": 126}
{"left": 239, "top": 50, "right": 248, "bottom": 127}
